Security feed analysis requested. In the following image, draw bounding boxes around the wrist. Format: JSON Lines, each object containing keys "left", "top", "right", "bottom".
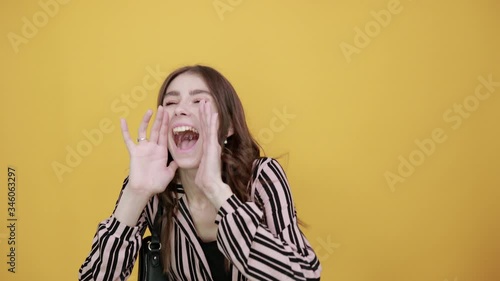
{"left": 124, "top": 183, "right": 155, "bottom": 199}
{"left": 114, "top": 184, "right": 152, "bottom": 227}
{"left": 206, "top": 182, "right": 233, "bottom": 210}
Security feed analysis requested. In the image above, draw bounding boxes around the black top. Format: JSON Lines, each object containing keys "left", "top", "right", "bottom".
{"left": 200, "top": 240, "right": 231, "bottom": 281}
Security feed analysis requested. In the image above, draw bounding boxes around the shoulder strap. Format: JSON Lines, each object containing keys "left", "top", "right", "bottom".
{"left": 141, "top": 202, "right": 164, "bottom": 273}
{"left": 150, "top": 203, "right": 163, "bottom": 243}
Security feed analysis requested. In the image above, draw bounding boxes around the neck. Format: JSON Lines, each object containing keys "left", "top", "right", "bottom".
{"left": 179, "top": 168, "right": 212, "bottom": 209}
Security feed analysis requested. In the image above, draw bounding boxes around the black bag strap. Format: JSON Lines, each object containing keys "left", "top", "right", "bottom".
{"left": 149, "top": 204, "right": 163, "bottom": 254}
{"left": 138, "top": 204, "right": 167, "bottom": 280}
{"left": 152, "top": 204, "right": 163, "bottom": 236}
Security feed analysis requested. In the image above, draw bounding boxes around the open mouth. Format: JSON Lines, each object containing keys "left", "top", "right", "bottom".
{"left": 172, "top": 125, "right": 199, "bottom": 151}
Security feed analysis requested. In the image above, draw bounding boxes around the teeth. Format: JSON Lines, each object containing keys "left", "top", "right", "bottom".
{"left": 172, "top": 126, "right": 199, "bottom": 135}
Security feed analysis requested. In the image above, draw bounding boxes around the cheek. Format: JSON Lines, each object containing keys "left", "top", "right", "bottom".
{"left": 192, "top": 110, "right": 202, "bottom": 120}
{"left": 164, "top": 108, "right": 175, "bottom": 120}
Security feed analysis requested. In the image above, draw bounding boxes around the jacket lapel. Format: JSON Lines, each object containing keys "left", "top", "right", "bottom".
{"left": 174, "top": 192, "right": 213, "bottom": 280}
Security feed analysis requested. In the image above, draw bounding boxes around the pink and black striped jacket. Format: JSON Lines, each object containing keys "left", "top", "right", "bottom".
{"left": 78, "top": 157, "right": 322, "bottom": 280}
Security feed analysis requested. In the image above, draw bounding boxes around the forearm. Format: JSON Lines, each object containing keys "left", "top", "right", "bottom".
{"left": 113, "top": 183, "right": 152, "bottom": 227}
{"left": 79, "top": 215, "right": 145, "bottom": 280}
{"left": 79, "top": 177, "right": 154, "bottom": 280}
{"left": 216, "top": 195, "right": 321, "bottom": 281}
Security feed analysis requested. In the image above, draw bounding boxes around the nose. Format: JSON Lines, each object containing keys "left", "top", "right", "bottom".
{"left": 173, "top": 101, "right": 189, "bottom": 116}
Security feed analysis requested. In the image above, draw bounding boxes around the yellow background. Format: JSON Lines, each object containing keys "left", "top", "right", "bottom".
{"left": 1, "top": 0, "right": 499, "bottom": 280}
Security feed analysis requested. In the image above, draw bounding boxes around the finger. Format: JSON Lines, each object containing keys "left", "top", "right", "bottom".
{"left": 205, "top": 101, "right": 218, "bottom": 145}
{"left": 205, "top": 101, "right": 212, "bottom": 141}
{"left": 120, "top": 118, "right": 134, "bottom": 150}
{"left": 211, "top": 112, "right": 219, "bottom": 145}
{"left": 158, "top": 108, "right": 169, "bottom": 146}
{"left": 165, "top": 161, "right": 179, "bottom": 182}
{"left": 203, "top": 101, "right": 212, "bottom": 147}
{"left": 199, "top": 100, "right": 208, "bottom": 143}
{"left": 138, "top": 109, "right": 153, "bottom": 141}
{"left": 204, "top": 100, "right": 212, "bottom": 135}
{"left": 149, "top": 106, "right": 163, "bottom": 143}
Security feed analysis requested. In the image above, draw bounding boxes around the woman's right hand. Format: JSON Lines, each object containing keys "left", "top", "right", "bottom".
{"left": 120, "top": 105, "right": 178, "bottom": 197}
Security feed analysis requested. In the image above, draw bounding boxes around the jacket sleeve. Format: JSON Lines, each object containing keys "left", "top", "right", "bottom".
{"left": 215, "top": 158, "right": 322, "bottom": 281}
{"left": 78, "top": 177, "right": 158, "bottom": 281}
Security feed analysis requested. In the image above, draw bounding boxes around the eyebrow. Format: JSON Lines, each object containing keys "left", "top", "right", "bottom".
{"left": 164, "top": 89, "right": 211, "bottom": 97}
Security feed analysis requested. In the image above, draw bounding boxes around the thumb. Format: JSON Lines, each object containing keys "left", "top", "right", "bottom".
{"left": 168, "top": 160, "right": 178, "bottom": 172}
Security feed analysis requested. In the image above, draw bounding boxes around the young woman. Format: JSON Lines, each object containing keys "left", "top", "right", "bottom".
{"left": 78, "top": 65, "right": 322, "bottom": 281}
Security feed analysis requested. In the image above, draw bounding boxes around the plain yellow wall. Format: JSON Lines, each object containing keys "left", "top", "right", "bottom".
{"left": 1, "top": 0, "right": 499, "bottom": 280}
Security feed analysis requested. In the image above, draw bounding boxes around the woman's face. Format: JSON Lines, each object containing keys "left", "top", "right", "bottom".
{"left": 163, "top": 72, "right": 218, "bottom": 169}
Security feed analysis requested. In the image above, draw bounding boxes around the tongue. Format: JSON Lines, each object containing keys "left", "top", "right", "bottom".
{"left": 179, "top": 139, "right": 197, "bottom": 150}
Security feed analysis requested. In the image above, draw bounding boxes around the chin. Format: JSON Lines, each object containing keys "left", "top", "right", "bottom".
{"left": 174, "top": 157, "right": 201, "bottom": 170}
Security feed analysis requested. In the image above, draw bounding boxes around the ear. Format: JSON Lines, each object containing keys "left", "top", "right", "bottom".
{"left": 227, "top": 123, "right": 234, "bottom": 138}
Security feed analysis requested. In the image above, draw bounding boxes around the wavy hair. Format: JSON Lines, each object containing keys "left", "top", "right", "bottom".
{"left": 155, "top": 65, "right": 261, "bottom": 273}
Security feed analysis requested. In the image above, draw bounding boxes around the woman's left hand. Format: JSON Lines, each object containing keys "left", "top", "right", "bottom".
{"left": 195, "top": 100, "right": 233, "bottom": 209}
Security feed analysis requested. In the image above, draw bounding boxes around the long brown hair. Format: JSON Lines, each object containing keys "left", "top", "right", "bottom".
{"left": 156, "top": 65, "right": 260, "bottom": 273}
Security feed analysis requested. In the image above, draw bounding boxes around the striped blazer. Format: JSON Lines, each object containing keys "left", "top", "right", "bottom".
{"left": 78, "top": 157, "right": 322, "bottom": 280}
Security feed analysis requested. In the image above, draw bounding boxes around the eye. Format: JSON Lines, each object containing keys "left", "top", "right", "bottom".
{"left": 164, "top": 101, "right": 177, "bottom": 106}
{"left": 193, "top": 99, "right": 202, "bottom": 104}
